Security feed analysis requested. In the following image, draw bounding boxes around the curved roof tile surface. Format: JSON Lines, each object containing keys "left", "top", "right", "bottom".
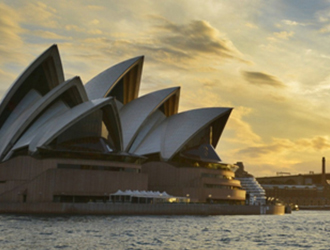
{"left": 1, "top": 77, "right": 87, "bottom": 160}
{"left": 134, "top": 108, "right": 232, "bottom": 160}
{"left": 0, "top": 45, "right": 233, "bottom": 164}
{"left": 28, "top": 98, "right": 120, "bottom": 153}
{"left": 85, "top": 56, "right": 143, "bottom": 102}
{"left": 120, "top": 87, "right": 180, "bottom": 151}
{"left": 0, "top": 44, "right": 64, "bottom": 129}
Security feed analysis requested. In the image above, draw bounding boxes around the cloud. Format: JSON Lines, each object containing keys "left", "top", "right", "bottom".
{"left": 267, "top": 31, "right": 294, "bottom": 42}
{"left": 315, "top": 9, "right": 330, "bottom": 33}
{"left": 236, "top": 139, "right": 293, "bottom": 158}
{"left": 317, "top": 9, "right": 330, "bottom": 23}
{"left": 200, "top": 79, "right": 217, "bottom": 87}
{"left": 296, "top": 136, "right": 330, "bottom": 150}
{"left": 149, "top": 16, "right": 250, "bottom": 64}
{"left": 179, "top": 84, "right": 231, "bottom": 111}
{"left": 32, "top": 30, "right": 71, "bottom": 40}
{"left": 216, "top": 106, "right": 263, "bottom": 166}
{"left": 282, "top": 20, "right": 307, "bottom": 26}
{"left": 230, "top": 134, "right": 330, "bottom": 176}
{"left": 64, "top": 25, "right": 102, "bottom": 35}
{"left": 302, "top": 75, "right": 330, "bottom": 95}
{"left": 87, "top": 5, "right": 106, "bottom": 11}
{"left": 237, "top": 136, "right": 330, "bottom": 159}
{"left": 0, "top": 68, "right": 16, "bottom": 87}
{"left": 59, "top": 16, "right": 251, "bottom": 76}
{"left": 77, "top": 37, "right": 134, "bottom": 58}
{"left": 0, "top": 3, "right": 26, "bottom": 66}
{"left": 245, "top": 22, "right": 258, "bottom": 29}
{"left": 88, "top": 29, "right": 103, "bottom": 35}
{"left": 0, "top": 3, "right": 23, "bottom": 48}
{"left": 241, "top": 71, "right": 286, "bottom": 88}
{"left": 319, "top": 24, "right": 330, "bottom": 33}
{"left": 65, "top": 25, "right": 85, "bottom": 32}
{"left": 273, "top": 31, "right": 294, "bottom": 40}
{"left": 20, "top": 2, "right": 59, "bottom": 28}
{"left": 225, "top": 106, "right": 261, "bottom": 146}
{"left": 90, "top": 19, "right": 100, "bottom": 25}
{"left": 77, "top": 34, "right": 193, "bottom": 73}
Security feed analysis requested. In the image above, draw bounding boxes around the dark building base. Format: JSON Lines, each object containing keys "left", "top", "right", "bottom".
{"left": 299, "top": 205, "right": 330, "bottom": 210}
{"left": 0, "top": 202, "right": 286, "bottom": 215}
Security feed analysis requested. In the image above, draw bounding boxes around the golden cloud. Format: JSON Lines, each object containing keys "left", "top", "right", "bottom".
{"left": 0, "top": 3, "right": 23, "bottom": 47}
{"left": 224, "top": 106, "right": 262, "bottom": 146}
{"left": 236, "top": 139, "right": 293, "bottom": 158}
{"left": 65, "top": 25, "right": 85, "bottom": 32}
{"left": 0, "top": 68, "right": 16, "bottom": 88}
{"left": 237, "top": 136, "right": 330, "bottom": 159}
{"left": 230, "top": 135, "right": 330, "bottom": 176}
{"left": 88, "top": 29, "right": 103, "bottom": 35}
{"left": 87, "top": 5, "right": 105, "bottom": 11}
{"left": 148, "top": 16, "right": 250, "bottom": 64}
{"left": 0, "top": 3, "right": 26, "bottom": 67}
{"left": 32, "top": 30, "right": 71, "bottom": 40}
{"left": 90, "top": 19, "right": 100, "bottom": 25}
{"left": 273, "top": 31, "right": 294, "bottom": 39}
{"left": 245, "top": 22, "right": 258, "bottom": 29}
{"left": 20, "top": 2, "right": 59, "bottom": 28}
{"left": 296, "top": 136, "right": 330, "bottom": 150}
{"left": 282, "top": 20, "right": 307, "bottom": 26}
{"left": 241, "top": 71, "right": 286, "bottom": 88}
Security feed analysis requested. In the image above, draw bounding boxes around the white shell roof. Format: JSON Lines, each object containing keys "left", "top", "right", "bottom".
{"left": 8, "top": 102, "right": 69, "bottom": 155}
{"left": 120, "top": 87, "right": 180, "bottom": 151}
{"left": 134, "top": 108, "right": 232, "bottom": 160}
{"left": 0, "top": 45, "right": 234, "bottom": 163}
{"left": 0, "top": 89, "right": 42, "bottom": 134}
{"left": 85, "top": 56, "right": 143, "bottom": 100}
{"left": 28, "top": 98, "right": 119, "bottom": 153}
{"left": 128, "top": 110, "right": 166, "bottom": 153}
{"left": 0, "top": 45, "right": 64, "bottom": 128}
{"left": 0, "top": 77, "right": 87, "bottom": 160}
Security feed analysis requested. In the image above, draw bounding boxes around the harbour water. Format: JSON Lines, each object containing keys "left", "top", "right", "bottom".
{"left": 0, "top": 210, "right": 329, "bottom": 249}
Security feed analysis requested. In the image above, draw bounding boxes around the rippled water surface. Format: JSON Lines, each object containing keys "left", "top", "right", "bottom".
{"left": 1, "top": 210, "right": 330, "bottom": 249}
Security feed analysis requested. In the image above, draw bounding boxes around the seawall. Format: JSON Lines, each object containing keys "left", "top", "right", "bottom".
{"left": 0, "top": 203, "right": 285, "bottom": 215}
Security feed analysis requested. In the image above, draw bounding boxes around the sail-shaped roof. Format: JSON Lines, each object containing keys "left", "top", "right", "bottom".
{"left": 28, "top": 98, "right": 122, "bottom": 153}
{"left": 120, "top": 87, "right": 180, "bottom": 151}
{"left": 0, "top": 45, "right": 64, "bottom": 130}
{"left": 85, "top": 56, "right": 144, "bottom": 104}
{"left": 0, "top": 44, "right": 233, "bottom": 165}
{"left": 1, "top": 77, "right": 88, "bottom": 160}
{"left": 134, "top": 108, "right": 232, "bottom": 160}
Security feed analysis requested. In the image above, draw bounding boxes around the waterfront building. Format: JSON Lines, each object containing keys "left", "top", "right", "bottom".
{"left": 0, "top": 45, "right": 245, "bottom": 208}
{"left": 257, "top": 158, "right": 330, "bottom": 207}
{"left": 235, "top": 162, "right": 266, "bottom": 205}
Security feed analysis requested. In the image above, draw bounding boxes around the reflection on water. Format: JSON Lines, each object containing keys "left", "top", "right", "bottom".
{"left": 0, "top": 211, "right": 329, "bottom": 249}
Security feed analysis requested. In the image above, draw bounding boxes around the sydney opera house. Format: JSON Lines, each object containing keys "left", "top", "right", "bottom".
{"left": 0, "top": 45, "right": 246, "bottom": 207}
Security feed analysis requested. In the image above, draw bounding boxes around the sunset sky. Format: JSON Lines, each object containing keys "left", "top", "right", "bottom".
{"left": 1, "top": 0, "right": 330, "bottom": 176}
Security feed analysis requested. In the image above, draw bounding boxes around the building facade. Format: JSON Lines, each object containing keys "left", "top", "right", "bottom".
{"left": 0, "top": 45, "right": 245, "bottom": 206}
{"left": 257, "top": 158, "right": 330, "bottom": 207}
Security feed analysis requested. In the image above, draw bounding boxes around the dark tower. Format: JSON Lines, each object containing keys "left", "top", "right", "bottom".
{"left": 322, "top": 157, "right": 326, "bottom": 185}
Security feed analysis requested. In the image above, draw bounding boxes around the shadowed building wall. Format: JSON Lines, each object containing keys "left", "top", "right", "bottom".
{"left": 142, "top": 161, "right": 245, "bottom": 203}
{"left": 0, "top": 156, "right": 147, "bottom": 203}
